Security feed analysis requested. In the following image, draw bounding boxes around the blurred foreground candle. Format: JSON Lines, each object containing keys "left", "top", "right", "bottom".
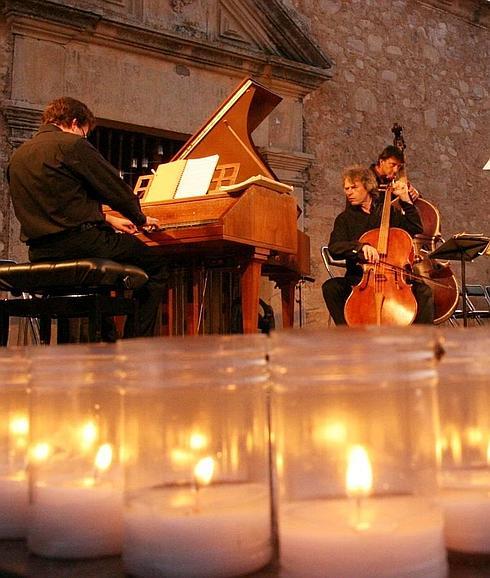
{"left": 269, "top": 328, "right": 447, "bottom": 578}
{"left": 0, "top": 350, "right": 30, "bottom": 538}
{"left": 120, "top": 334, "right": 272, "bottom": 578}
{"left": 437, "top": 328, "right": 490, "bottom": 553}
{"left": 27, "top": 345, "right": 124, "bottom": 558}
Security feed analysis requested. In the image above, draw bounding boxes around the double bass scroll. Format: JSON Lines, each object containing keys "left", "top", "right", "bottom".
{"left": 391, "top": 124, "right": 459, "bottom": 324}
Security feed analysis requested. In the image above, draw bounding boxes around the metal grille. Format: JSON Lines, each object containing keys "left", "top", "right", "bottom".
{"left": 88, "top": 126, "right": 185, "bottom": 189}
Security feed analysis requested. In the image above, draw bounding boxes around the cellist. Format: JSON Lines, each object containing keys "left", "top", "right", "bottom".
{"left": 321, "top": 165, "right": 434, "bottom": 325}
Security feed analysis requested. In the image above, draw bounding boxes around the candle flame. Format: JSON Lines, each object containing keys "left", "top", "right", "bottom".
{"left": 80, "top": 421, "right": 98, "bottom": 449}
{"left": 189, "top": 432, "right": 208, "bottom": 451}
{"left": 9, "top": 415, "right": 29, "bottom": 437}
{"left": 193, "top": 456, "right": 215, "bottom": 486}
{"left": 30, "top": 442, "right": 51, "bottom": 462}
{"left": 94, "top": 443, "right": 113, "bottom": 472}
{"left": 346, "top": 445, "right": 373, "bottom": 498}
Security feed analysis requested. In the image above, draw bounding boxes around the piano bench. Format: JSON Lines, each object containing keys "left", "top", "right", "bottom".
{"left": 0, "top": 259, "right": 148, "bottom": 346}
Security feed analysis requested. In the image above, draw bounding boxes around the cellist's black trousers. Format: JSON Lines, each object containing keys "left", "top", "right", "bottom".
{"left": 322, "top": 277, "right": 434, "bottom": 325}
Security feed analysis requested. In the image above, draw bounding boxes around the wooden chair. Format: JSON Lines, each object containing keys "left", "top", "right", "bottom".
{"left": 0, "top": 259, "right": 148, "bottom": 345}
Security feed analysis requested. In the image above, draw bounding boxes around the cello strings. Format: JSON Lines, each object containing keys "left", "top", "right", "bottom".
{"left": 365, "top": 259, "right": 451, "bottom": 289}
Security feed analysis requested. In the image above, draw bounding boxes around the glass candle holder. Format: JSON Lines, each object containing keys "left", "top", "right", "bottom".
{"left": 0, "top": 349, "right": 30, "bottom": 538}
{"left": 27, "top": 344, "right": 124, "bottom": 559}
{"left": 436, "top": 327, "right": 490, "bottom": 554}
{"left": 120, "top": 334, "right": 272, "bottom": 578}
{"left": 269, "top": 327, "right": 447, "bottom": 578}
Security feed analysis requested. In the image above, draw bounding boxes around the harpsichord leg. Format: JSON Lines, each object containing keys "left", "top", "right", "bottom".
{"left": 240, "top": 248, "right": 270, "bottom": 333}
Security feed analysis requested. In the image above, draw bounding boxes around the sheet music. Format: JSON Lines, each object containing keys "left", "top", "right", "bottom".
{"left": 143, "top": 160, "right": 186, "bottom": 203}
{"left": 174, "top": 154, "right": 219, "bottom": 199}
{"left": 142, "top": 155, "right": 219, "bottom": 202}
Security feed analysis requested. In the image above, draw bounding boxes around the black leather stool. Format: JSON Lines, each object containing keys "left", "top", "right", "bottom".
{"left": 0, "top": 259, "right": 148, "bottom": 345}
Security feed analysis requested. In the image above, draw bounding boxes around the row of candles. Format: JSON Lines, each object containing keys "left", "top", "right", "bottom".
{"left": 0, "top": 326, "right": 489, "bottom": 577}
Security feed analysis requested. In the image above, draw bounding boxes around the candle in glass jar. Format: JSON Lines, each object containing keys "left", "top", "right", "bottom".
{"left": 280, "top": 496, "right": 446, "bottom": 578}
{"left": 440, "top": 490, "right": 490, "bottom": 553}
{"left": 28, "top": 478, "right": 123, "bottom": 558}
{"left": 0, "top": 414, "right": 30, "bottom": 538}
{"left": 438, "top": 469, "right": 490, "bottom": 553}
{"left": 435, "top": 329, "right": 490, "bottom": 554}
{"left": 279, "top": 446, "right": 447, "bottom": 578}
{"left": 124, "top": 482, "right": 271, "bottom": 578}
{"left": 120, "top": 336, "right": 271, "bottom": 577}
{"left": 28, "top": 443, "right": 123, "bottom": 558}
{"left": 1, "top": 355, "right": 30, "bottom": 541}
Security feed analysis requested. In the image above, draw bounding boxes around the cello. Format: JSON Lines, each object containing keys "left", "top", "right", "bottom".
{"left": 344, "top": 174, "right": 417, "bottom": 326}
{"left": 391, "top": 125, "right": 459, "bottom": 324}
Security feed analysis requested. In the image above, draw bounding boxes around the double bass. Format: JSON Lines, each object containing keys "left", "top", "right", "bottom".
{"left": 391, "top": 125, "right": 459, "bottom": 324}
{"left": 344, "top": 174, "right": 417, "bottom": 326}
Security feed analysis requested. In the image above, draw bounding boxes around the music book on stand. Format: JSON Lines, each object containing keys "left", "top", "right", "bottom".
{"left": 218, "top": 174, "right": 293, "bottom": 194}
{"left": 142, "top": 154, "right": 219, "bottom": 203}
{"left": 429, "top": 233, "right": 490, "bottom": 262}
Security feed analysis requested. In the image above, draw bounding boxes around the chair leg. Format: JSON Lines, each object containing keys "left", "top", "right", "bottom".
{"left": 123, "top": 299, "right": 139, "bottom": 338}
{"left": 57, "top": 318, "right": 71, "bottom": 344}
{"left": 88, "top": 296, "right": 103, "bottom": 343}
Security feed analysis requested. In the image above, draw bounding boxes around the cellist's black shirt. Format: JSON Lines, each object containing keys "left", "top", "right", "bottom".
{"left": 328, "top": 196, "right": 423, "bottom": 282}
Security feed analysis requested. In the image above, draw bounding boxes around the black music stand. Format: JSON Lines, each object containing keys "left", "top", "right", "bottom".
{"left": 429, "top": 234, "right": 490, "bottom": 326}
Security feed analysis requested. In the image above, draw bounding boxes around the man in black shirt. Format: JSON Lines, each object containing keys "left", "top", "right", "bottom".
{"left": 370, "top": 145, "right": 420, "bottom": 201}
{"left": 7, "top": 96, "right": 168, "bottom": 337}
{"left": 321, "top": 165, "right": 434, "bottom": 325}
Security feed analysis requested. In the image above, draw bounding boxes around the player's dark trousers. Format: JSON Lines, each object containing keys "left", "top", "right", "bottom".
{"left": 28, "top": 224, "right": 168, "bottom": 337}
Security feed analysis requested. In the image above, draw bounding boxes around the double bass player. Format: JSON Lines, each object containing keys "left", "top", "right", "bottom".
{"left": 321, "top": 165, "right": 434, "bottom": 325}
{"left": 369, "top": 145, "right": 419, "bottom": 202}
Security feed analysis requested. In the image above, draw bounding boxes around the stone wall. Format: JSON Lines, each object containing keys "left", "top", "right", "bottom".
{"left": 290, "top": 0, "right": 489, "bottom": 326}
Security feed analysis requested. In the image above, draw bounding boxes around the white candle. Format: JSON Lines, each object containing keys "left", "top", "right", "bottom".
{"left": 439, "top": 469, "right": 490, "bottom": 553}
{"left": 440, "top": 490, "right": 490, "bottom": 553}
{"left": 28, "top": 479, "right": 123, "bottom": 558}
{"left": 123, "top": 483, "right": 271, "bottom": 578}
{"left": 280, "top": 496, "right": 447, "bottom": 578}
{"left": 0, "top": 473, "right": 28, "bottom": 538}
